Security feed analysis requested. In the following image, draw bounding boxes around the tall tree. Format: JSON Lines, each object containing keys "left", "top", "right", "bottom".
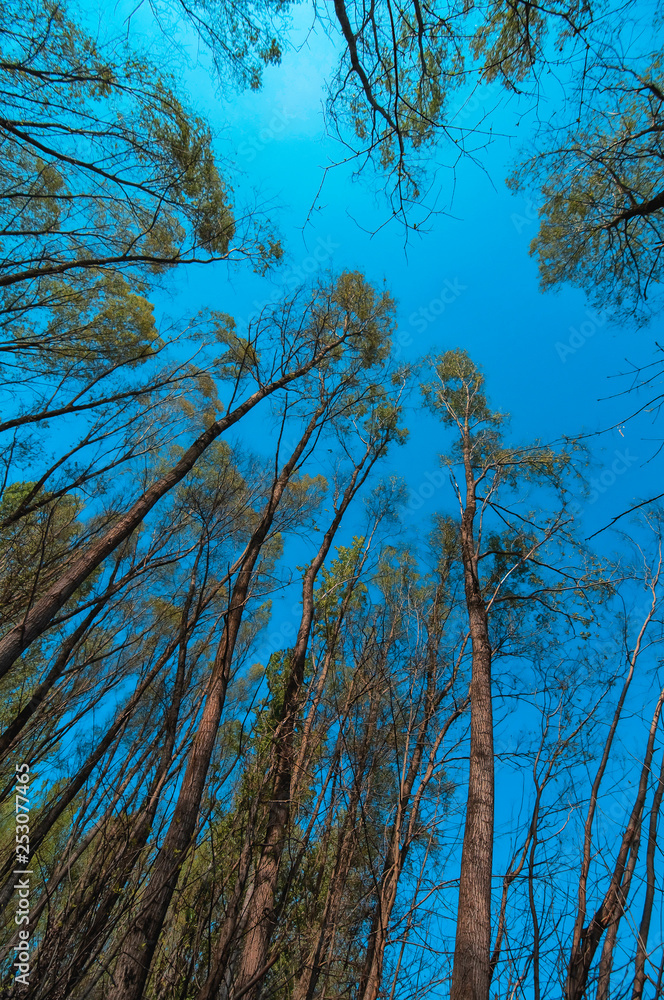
{"left": 104, "top": 273, "right": 401, "bottom": 1000}
{"left": 422, "top": 349, "right": 604, "bottom": 1000}
{"left": 0, "top": 274, "right": 387, "bottom": 680}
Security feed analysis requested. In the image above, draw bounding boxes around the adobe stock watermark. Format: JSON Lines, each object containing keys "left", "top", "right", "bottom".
{"left": 13, "top": 763, "right": 31, "bottom": 987}
{"left": 235, "top": 235, "right": 340, "bottom": 336}
{"left": 568, "top": 449, "right": 638, "bottom": 518}
{"left": 406, "top": 468, "right": 446, "bottom": 514}
{"left": 555, "top": 307, "right": 611, "bottom": 363}
{"left": 237, "top": 107, "right": 297, "bottom": 163}
{"left": 510, "top": 198, "right": 539, "bottom": 234}
{"left": 408, "top": 279, "right": 468, "bottom": 335}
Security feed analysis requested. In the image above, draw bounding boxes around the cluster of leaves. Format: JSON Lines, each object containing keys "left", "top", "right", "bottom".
{"left": 512, "top": 54, "right": 664, "bottom": 321}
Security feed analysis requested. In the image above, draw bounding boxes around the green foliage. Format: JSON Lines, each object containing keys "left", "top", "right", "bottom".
{"left": 316, "top": 537, "right": 368, "bottom": 624}
{"left": 472, "top": 0, "right": 547, "bottom": 83}
{"left": 0, "top": 0, "right": 240, "bottom": 302}
{"left": 421, "top": 351, "right": 609, "bottom": 651}
{"left": 0, "top": 5, "right": 653, "bottom": 1000}
{"left": 175, "top": 441, "right": 251, "bottom": 532}
{"left": 423, "top": 350, "right": 573, "bottom": 486}
{"left": 510, "top": 56, "right": 664, "bottom": 320}
{"left": 320, "top": 0, "right": 595, "bottom": 222}
{"left": 281, "top": 474, "right": 328, "bottom": 529}
{"left": 0, "top": 482, "right": 88, "bottom": 631}
{"left": 421, "top": 348, "right": 504, "bottom": 429}
{"left": 10, "top": 273, "right": 161, "bottom": 375}
{"left": 149, "top": 0, "right": 295, "bottom": 91}
{"left": 471, "top": 0, "right": 590, "bottom": 87}
{"left": 330, "top": 270, "right": 396, "bottom": 366}
{"left": 208, "top": 312, "right": 260, "bottom": 381}
{"left": 328, "top": 0, "right": 463, "bottom": 205}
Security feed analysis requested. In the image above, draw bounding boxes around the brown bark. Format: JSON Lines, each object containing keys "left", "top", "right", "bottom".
{"left": 289, "top": 540, "right": 371, "bottom": 802}
{"left": 292, "top": 808, "right": 362, "bottom": 1000}
{"left": 295, "top": 674, "right": 384, "bottom": 1000}
{"left": 359, "top": 666, "right": 438, "bottom": 1000}
{"left": 595, "top": 835, "right": 639, "bottom": 1000}
{"left": 0, "top": 555, "right": 138, "bottom": 761}
{"left": 106, "top": 403, "right": 327, "bottom": 1000}
{"left": 566, "top": 681, "right": 664, "bottom": 1000}
{"left": 37, "top": 560, "right": 201, "bottom": 1000}
{"left": 632, "top": 745, "right": 664, "bottom": 998}
{"left": 24, "top": 742, "right": 157, "bottom": 1000}
{"left": 565, "top": 582, "right": 661, "bottom": 1000}
{"left": 195, "top": 804, "right": 261, "bottom": 1000}
{"left": 231, "top": 436, "right": 387, "bottom": 1000}
{"left": 0, "top": 335, "right": 346, "bottom": 682}
{"left": 450, "top": 430, "right": 494, "bottom": 1000}
{"left": 607, "top": 190, "right": 664, "bottom": 227}
{"left": 0, "top": 627, "right": 188, "bottom": 913}
{"left": 359, "top": 649, "right": 465, "bottom": 1000}
{"left": 332, "top": 0, "right": 397, "bottom": 135}
{"left": 0, "top": 735, "right": 157, "bottom": 973}
{"left": 285, "top": 551, "right": 375, "bottom": 1000}
{"left": 196, "top": 697, "right": 328, "bottom": 1000}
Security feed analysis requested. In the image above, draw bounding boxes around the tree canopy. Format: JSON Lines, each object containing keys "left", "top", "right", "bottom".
{"left": 0, "top": 3, "right": 663, "bottom": 1000}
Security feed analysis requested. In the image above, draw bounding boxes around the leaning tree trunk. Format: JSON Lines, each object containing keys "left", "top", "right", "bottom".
{"left": 40, "top": 564, "right": 201, "bottom": 1000}
{"left": 565, "top": 681, "right": 664, "bottom": 1000}
{"left": 631, "top": 744, "right": 664, "bottom": 999}
{"left": 0, "top": 338, "right": 344, "bottom": 683}
{"left": 106, "top": 406, "right": 326, "bottom": 1000}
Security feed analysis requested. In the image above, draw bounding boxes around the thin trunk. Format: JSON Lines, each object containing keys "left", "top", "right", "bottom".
{"left": 291, "top": 791, "right": 363, "bottom": 1000}
{"left": 359, "top": 662, "right": 440, "bottom": 1000}
{"left": 107, "top": 405, "right": 327, "bottom": 1000}
{"left": 0, "top": 628, "right": 188, "bottom": 913}
{"left": 450, "top": 430, "right": 494, "bottom": 1000}
{"left": 0, "top": 737, "right": 155, "bottom": 969}
{"left": 24, "top": 742, "right": 157, "bottom": 1000}
{"left": 0, "top": 557, "right": 129, "bottom": 761}
{"left": 632, "top": 746, "right": 664, "bottom": 998}
{"left": 567, "top": 583, "right": 659, "bottom": 998}
{"left": 289, "top": 541, "right": 370, "bottom": 800}
{"left": 283, "top": 676, "right": 368, "bottom": 1000}
{"left": 528, "top": 829, "right": 541, "bottom": 1000}
{"left": 40, "top": 562, "right": 201, "bottom": 1000}
{"left": 596, "top": 836, "right": 640, "bottom": 1000}
{"left": 0, "top": 336, "right": 344, "bottom": 682}
{"left": 231, "top": 437, "right": 385, "bottom": 1000}
{"left": 195, "top": 811, "right": 260, "bottom": 1000}
{"left": 566, "top": 682, "right": 664, "bottom": 1000}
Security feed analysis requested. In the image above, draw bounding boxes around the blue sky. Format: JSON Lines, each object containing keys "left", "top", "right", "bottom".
{"left": 132, "top": 11, "right": 664, "bottom": 906}
{"left": 101, "top": 0, "right": 661, "bottom": 558}
{"left": 51, "top": 6, "right": 663, "bottom": 986}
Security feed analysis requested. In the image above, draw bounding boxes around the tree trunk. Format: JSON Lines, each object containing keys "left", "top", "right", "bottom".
{"left": 0, "top": 339, "right": 343, "bottom": 683}
{"left": 450, "top": 433, "right": 494, "bottom": 1000}
{"left": 632, "top": 745, "right": 664, "bottom": 998}
{"left": 38, "top": 566, "right": 200, "bottom": 1000}
{"left": 106, "top": 405, "right": 327, "bottom": 1000}
{"left": 231, "top": 438, "right": 384, "bottom": 1000}
{"left": 566, "top": 681, "right": 664, "bottom": 1000}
